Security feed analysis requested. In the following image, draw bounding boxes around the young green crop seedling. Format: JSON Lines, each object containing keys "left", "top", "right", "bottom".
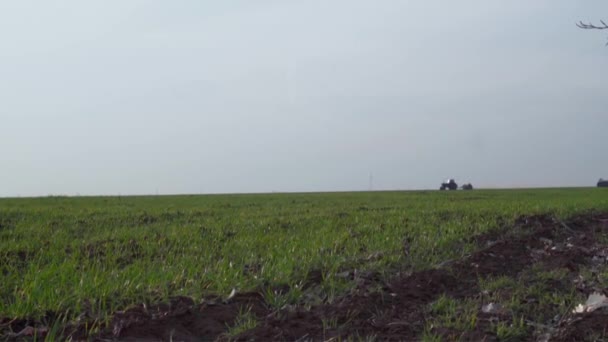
{"left": 1, "top": 188, "right": 608, "bottom": 340}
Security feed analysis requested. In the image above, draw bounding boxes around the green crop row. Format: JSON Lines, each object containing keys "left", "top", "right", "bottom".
{"left": 1, "top": 188, "right": 606, "bottom": 321}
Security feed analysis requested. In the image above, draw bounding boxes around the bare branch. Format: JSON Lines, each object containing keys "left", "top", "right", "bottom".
{"left": 577, "top": 21, "right": 608, "bottom": 30}
{"left": 578, "top": 20, "right": 608, "bottom": 46}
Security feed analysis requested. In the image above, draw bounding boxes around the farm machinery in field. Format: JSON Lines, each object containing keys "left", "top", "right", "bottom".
{"left": 599, "top": 179, "right": 608, "bottom": 187}
{"left": 439, "top": 179, "right": 474, "bottom": 190}
{"left": 440, "top": 179, "right": 458, "bottom": 190}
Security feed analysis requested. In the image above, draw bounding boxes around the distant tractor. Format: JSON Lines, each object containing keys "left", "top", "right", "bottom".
{"left": 599, "top": 178, "right": 608, "bottom": 187}
{"left": 461, "top": 183, "right": 474, "bottom": 190}
{"left": 440, "top": 179, "right": 458, "bottom": 191}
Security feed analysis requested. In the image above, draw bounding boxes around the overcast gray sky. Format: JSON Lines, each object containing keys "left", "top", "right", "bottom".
{"left": 1, "top": 1, "right": 607, "bottom": 196}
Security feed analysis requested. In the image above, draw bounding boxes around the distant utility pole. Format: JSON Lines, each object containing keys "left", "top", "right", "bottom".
{"left": 369, "top": 172, "right": 373, "bottom": 191}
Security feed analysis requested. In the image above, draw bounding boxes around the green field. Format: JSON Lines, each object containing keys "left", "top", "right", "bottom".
{"left": 1, "top": 188, "right": 608, "bottom": 340}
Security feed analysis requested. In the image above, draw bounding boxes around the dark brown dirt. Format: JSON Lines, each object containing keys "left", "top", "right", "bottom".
{"left": 4, "top": 212, "right": 608, "bottom": 341}
{"left": 553, "top": 312, "right": 608, "bottom": 341}
{"left": 92, "top": 294, "right": 269, "bottom": 342}
{"left": 235, "top": 269, "right": 474, "bottom": 341}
